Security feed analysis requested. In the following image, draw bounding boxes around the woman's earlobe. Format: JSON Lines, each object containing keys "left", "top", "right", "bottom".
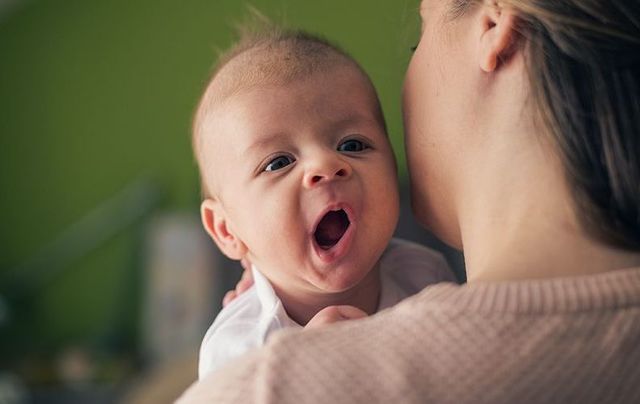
{"left": 201, "top": 199, "right": 247, "bottom": 260}
{"left": 479, "top": 4, "right": 517, "bottom": 72}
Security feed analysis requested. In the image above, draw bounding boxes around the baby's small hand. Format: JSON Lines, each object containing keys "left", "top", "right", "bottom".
{"left": 305, "top": 305, "right": 368, "bottom": 329}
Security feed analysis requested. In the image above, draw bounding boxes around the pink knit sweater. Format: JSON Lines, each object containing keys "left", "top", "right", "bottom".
{"left": 177, "top": 267, "right": 640, "bottom": 403}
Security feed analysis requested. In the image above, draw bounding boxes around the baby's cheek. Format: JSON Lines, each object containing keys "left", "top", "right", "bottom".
{"left": 368, "top": 176, "right": 400, "bottom": 237}
{"left": 372, "top": 167, "right": 399, "bottom": 205}
{"left": 256, "top": 209, "right": 299, "bottom": 253}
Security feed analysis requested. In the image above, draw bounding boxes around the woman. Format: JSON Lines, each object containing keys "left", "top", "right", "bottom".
{"left": 179, "top": 0, "right": 640, "bottom": 402}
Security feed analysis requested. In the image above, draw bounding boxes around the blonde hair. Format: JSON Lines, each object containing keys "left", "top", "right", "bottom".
{"left": 450, "top": 0, "right": 640, "bottom": 250}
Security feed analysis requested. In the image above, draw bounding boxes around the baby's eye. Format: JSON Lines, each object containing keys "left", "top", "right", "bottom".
{"left": 337, "top": 139, "right": 368, "bottom": 153}
{"left": 264, "top": 155, "right": 294, "bottom": 172}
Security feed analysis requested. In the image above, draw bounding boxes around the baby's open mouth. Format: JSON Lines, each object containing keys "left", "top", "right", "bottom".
{"left": 314, "top": 209, "right": 351, "bottom": 250}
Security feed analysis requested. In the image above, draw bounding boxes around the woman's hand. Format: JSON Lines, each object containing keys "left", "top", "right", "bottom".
{"left": 222, "top": 257, "right": 254, "bottom": 307}
{"left": 305, "top": 305, "right": 368, "bottom": 329}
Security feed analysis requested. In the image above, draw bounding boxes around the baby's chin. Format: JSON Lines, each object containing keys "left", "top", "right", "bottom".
{"left": 307, "top": 263, "right": 378, "bottom": 294}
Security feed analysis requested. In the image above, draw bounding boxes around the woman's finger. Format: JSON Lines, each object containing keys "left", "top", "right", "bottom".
{"left": 222, "top": 290, "right": 237, "bottom": 308}
{"left": 236, "top": 266, "right": 254, "bottom": 294}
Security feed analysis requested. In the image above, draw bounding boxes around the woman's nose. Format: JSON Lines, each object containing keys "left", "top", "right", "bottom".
{"left": 303, "top": 155, "right": 352, "bottom": 188}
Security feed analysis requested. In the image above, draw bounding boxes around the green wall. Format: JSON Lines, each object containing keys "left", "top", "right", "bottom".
{"left": 0, "top": 0, "right": 420, "bottom": 366}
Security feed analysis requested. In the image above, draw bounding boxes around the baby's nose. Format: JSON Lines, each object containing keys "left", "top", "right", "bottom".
{"left": 303, "top": 157, "right": 351, "bottom": 188}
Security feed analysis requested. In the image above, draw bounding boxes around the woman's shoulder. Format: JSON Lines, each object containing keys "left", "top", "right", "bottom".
{"left": 408, "top": 265, "right": 640, "bottom": 315}
{"left": 379, "top": 237, "right": 458, "bottom": 287}
{"left": 184, "top": 266, "right": 640, "bottom": 403}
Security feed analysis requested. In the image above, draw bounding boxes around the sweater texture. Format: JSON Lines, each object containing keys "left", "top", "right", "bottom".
{"left": 178, "top": 266, "right": 640, "bottom": 404}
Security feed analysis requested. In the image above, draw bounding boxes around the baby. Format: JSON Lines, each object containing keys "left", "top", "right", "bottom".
{"left": 192, "top": 28, "right": 456, "bottom": 378}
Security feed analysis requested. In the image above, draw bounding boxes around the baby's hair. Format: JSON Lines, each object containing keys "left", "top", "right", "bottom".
{"left": 192, "top": 20, "right": 384, "bottom": 199}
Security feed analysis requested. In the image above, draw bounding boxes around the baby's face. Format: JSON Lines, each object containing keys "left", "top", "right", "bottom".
{"left": 201, "top": 66, "right": 399, "bottom": 296}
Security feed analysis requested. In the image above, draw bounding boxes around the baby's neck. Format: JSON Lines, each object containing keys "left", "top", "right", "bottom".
{"left": 272, "top": 265, "right": 382, "bottom": 326}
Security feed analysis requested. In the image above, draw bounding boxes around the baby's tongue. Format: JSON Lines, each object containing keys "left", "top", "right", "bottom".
{"left": 315, "top": 211, "right": 348, "bottom": 249}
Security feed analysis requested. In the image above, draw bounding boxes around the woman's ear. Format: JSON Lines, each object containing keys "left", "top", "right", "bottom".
{"left": 479, "top": 1, "right": 518, "bottom": 72}
{"left": 201, "top": 198, "right": 247, "bottom": 260}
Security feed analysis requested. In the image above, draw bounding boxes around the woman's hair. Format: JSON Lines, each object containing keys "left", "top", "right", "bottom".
{"left": 450, "top": 0, "right": 640, "bottom": 250}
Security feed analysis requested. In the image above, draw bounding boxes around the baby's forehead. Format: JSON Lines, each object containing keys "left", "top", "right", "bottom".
{"left": 216, "top": 62, "right": 380, "bottom": 126}
{"left": 209, "top": 45, "right": 360, "bottom": 104}
{"left": 197, "top": 51, "right": 379, "bottom": 140}
{"left": 211, "top": 74, "right": 379, "bottom": 139}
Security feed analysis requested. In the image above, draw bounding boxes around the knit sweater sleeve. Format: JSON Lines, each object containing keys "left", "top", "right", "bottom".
{"left": 177, "top": 297, "right": 428, "bottom": 404}
{"left": 176, "top": 267, "right": 640, "bottom": 404}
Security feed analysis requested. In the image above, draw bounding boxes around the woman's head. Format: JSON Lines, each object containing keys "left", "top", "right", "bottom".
{"left": 403, "top": 0, "right": 640, "bottom": 251}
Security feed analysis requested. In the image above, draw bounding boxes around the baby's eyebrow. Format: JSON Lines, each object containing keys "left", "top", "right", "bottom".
{"left": 329, "top": 114, "right": 377, "bottom": 131}
{"left": 244, "top": 132, "right": 288, "bottom": 155}
{"left": 329, "top": 114, "right": 385, "bottom": 136}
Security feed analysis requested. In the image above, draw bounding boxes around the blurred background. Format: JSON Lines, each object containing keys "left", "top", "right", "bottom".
{"left": 0, "top": 0, "right": 463, "bottom": 402}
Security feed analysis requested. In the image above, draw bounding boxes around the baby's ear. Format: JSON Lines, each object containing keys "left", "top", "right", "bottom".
{"left": 201, "top": 198, "right": 247, "bottom": 260}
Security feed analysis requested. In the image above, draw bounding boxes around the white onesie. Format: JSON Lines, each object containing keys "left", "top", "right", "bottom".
{"left": 198, "top": 238, "right": 456, "bottom": 379}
